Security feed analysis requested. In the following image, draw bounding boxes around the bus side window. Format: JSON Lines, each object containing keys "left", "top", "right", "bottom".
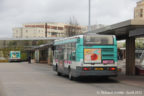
{"left": 64, "top": 44, "right": 67, "bottom": 60}
{"left": 67, "top": 43, "right": 71, "bottom": 61}
{"left": 77, "top": 38, "right": 80, "bottom": 43}
{"left": 55, "top": 51, "right": 58, "bottom": 59}
{"left": 60, "top": 45, "right": 64, "bottom": 60}
{"left": 71, "top": 51, "right": 76, "bottom": 61}
{"left": 54, "top": 46, "right": 57, "bottom": 59}
{"left": 71, "top": 43, "right": 76, "bottom": 61}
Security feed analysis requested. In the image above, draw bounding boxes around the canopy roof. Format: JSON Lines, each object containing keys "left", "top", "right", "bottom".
{"left": 85, "top": 19, "right": 144, "bottom": 40}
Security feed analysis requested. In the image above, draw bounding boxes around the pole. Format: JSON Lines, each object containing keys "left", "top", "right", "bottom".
{"left": 45, "top": 23, "right": 47, "bottom": 37}
{"left": 88, "top": 0, "right": 91, "bottom": 32}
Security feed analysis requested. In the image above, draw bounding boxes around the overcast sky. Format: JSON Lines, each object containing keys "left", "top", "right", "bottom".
{"left": 0, "top": 0, "right": 140, "bottom": 37}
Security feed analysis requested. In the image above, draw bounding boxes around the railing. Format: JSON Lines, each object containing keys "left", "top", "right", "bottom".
{"left": 139, "top": 50, "right": 144, "bottom": 65}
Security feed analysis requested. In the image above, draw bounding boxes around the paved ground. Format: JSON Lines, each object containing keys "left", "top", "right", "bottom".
{"left": 0, "top": 80, "right": 6, "bottom": 96}
{"left": 0, "top": 62, "right": 144, "bottom": 96}
{"left": 117, "top": 59, "right": 143, "bottom": 75}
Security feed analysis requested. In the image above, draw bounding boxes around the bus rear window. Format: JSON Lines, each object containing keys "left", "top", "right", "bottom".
{"left": 84, "top": 35, "right": 114, "bottom": 45}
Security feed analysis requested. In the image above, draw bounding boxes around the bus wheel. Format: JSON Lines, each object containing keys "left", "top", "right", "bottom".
{"left": 56, "top": 66, "right": 61, "bottom": 76}
{"left": 57, "top": 72, "right": 61, "bottom": 76}
{"left": 68, "top": 69, "right": 74, "bottom": 80}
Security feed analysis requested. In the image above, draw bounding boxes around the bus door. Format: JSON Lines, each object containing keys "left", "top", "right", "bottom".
{"left": 67, "top": 44, "right": 72, "bottom": 67}
{"left": 71, "top": 43, "right": 76, "bottom": 64}
{"left": 64, "top": 44, "right": 68, "bottom": 68}
{"left": 58, "top": 46, "right": 64, "bottom": 72}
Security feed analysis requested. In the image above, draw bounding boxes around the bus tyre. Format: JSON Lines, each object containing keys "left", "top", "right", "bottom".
{"left": 57, "top": 72, "right": 61, "bottom": 76}
{"left": 56, "top": 66, "right": 61, "bottom": 76}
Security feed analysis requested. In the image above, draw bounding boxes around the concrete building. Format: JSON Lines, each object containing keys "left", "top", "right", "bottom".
{"left": 134, "top": 0, "right": 144, "bottom": 19}
{"left": 13, "top": 22, "right": 86, "bottom": 38}
{"left": 13, "top": 27, "right": 45, "bottom": 38}
{"left": 134, "top": 0, "right": 144, "bottom": 45}
{"left": 23, "top": 23, "right": 66, "bottom": 37}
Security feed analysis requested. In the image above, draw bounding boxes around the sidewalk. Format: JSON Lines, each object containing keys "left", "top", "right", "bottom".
{"left": 116, "top": 60, "right": 144, "bottom": 88}
{"left": 115, "top": 75, "right": 144, "bottom": 88}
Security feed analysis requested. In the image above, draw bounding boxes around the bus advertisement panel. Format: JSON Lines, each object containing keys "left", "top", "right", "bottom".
{"left": 84, "top": 49, "right": 101, "bottom": 64}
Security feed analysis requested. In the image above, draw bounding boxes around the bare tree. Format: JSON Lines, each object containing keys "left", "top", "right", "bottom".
{"left": 65, "top": 17, "right": 82, "bottom": 37}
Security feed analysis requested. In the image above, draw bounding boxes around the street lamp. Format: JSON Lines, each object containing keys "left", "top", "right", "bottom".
{"left": 88, "top": 0, "right": 91, "bottom": 32}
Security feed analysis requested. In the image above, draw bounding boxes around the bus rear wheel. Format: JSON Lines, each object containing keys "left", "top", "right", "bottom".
{"left": 56, "top": 65, "right": 61, "bottom": 76}
{"left": 57, "top": 72, "right": 61, "bottom": 76}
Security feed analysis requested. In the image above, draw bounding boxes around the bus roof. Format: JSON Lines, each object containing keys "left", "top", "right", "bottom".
{"left": 54, "top": 35, "right": 83, "bottom": 45}
{"left": 54, "top": 34, "right": 115, "bottom": 45}
{"left": 54, "top": 35, "right": 83, "bottom": 42}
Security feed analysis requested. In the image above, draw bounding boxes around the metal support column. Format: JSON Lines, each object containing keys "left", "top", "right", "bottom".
{"left": 48, "top": 47, "right": 52, "bottom": 65}
{"left": 126, "top": 37, "right": 135, "bottom": 75}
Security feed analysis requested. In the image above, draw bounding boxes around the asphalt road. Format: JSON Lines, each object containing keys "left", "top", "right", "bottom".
{"left": 0, "top": 62, "right": 143, "bottom": 96}
{"left": 0, "top": 80, "right": 6, "bottom": 96}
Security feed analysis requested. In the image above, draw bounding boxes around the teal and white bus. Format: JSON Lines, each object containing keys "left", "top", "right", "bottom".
{"left": 9, "top": 51, "right": 21, "bottom": 62}
{"left": 53, "top": 34, "right": 118, "bottom": 80}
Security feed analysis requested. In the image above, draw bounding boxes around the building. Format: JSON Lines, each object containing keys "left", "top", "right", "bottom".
{"left": 13, "top": 22, "right": 86, "bottom": 38}
{"left": 13, "top": 27, "right": 45, "bottom": 38}
{"left": 134, "top": 0, "right": 144, "bottom": 19}
{"left": 134, "top": 0, "right": 144, "bottom": 46}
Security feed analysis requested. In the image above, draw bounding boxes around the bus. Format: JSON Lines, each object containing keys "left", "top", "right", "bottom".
{"left": 9, "top": 51, "right": 21, "bottom": 62}
{"left": 53, "top": 34, "right": 118, "bottom": 80}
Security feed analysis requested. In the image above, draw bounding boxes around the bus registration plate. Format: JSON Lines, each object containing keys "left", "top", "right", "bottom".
{"left": 95, "top": 68, "right": 104, "bottom": 71}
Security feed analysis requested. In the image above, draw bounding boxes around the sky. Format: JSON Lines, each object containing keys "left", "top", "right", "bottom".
{"left": 0, "top": 0, "right": 140, "bottom": 37}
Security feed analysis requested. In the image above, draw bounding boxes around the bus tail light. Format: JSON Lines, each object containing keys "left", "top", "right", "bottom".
{"left": 83, "top": 67, "right": 90, "bottom": 71}
{"left": 109, "top": 67, "right": 116, "bottom": 71}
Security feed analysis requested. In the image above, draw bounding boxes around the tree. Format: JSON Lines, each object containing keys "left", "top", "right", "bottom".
{"left": 65, "top": 17, "right": 82, "bottom": 37}
{"left": 135, "top": 40, "right": 144, "bottom": 49}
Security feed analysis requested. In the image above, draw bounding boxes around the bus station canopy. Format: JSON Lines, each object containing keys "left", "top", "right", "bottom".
{"left": 85, "top": 19, "right": 144, "bottom": 40}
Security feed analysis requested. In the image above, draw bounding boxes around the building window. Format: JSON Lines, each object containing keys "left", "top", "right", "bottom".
{"left": 47, "top": 25, "right": 50, "bottom": 29}
{"left": 51, "top": 32, "right": 57, "bottom": 35}
{"left": 26, "top": 30, "right": 28, "bottom": 32}
{"left": 58, "top": 27, "right": 63, "bottom": 30}
{"left": 140, "top": 9, "right": 143, "bottom": 17}
{"left": 51, "top": 26, "right": 57, "bottom": 30}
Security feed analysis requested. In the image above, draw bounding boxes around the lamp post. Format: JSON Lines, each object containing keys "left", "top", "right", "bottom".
{"left": 88, "top": 0, "right": 91, "bottom": 32}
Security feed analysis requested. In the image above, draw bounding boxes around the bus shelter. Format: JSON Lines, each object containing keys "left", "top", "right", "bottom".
{"left": 34, "top": 43, "right": 54, "bottom": 65}
{"left": 85, "top": 19, "right": 144, "bottom": 75}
